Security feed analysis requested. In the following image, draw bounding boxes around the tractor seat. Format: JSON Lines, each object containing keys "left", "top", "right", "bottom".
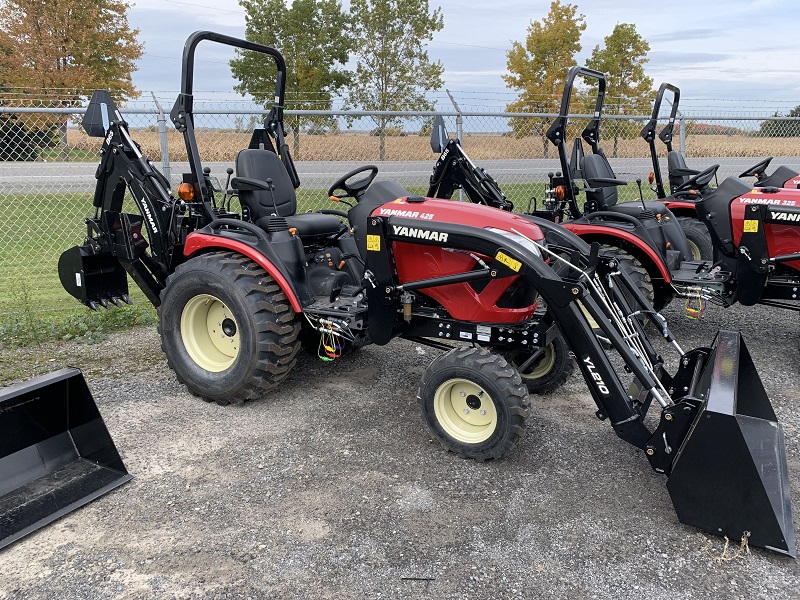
{"left": 667, "top": 150, "right": 699, "bottom": 192}
{"left": 582, "top": 153, "right": 620, "bottom": 209}
{"left": 233, "top": 149, "right": 343, "bottom": 239}
{"left": 583, "top": 152, "right": 672, "bottom": 219}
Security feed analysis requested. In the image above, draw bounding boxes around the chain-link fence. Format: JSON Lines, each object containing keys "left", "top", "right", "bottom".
{"left": 2, "top": 100, "right": 800, "bottom": 323}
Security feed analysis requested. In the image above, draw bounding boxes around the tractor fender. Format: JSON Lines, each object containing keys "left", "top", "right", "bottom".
{"left": 661, "top": 199, "right": 697, "bottom": 215}
{"left": 183, "top": 232, "right": 304, "bottom": 313}
{"left": 561, "top": 223, "right": 672, "bottom": 282}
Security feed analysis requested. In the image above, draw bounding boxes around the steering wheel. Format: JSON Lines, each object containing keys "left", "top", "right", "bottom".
{"left": 328, "top": 165, "right": 379, "bottom": 201}
{"left": 675, "top": 164, "right": 719, "bottom": 193}
{"left": 739, "top": 156, "right": 773, "bottom": 179}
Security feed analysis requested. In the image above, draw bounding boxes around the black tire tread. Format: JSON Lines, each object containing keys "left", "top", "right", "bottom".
{"left": 157, "top": 251, "right": 300, "bottom": 405}
{"left": 418, "top": 346, "right": 530, "bottom": 461}
{"left": 509, "top": 336, "right": 574, "bottom": 395}
{"left": 678, "top": 216, "right": 714, "bottom": 261}
{"left": 600, "top": 243, "right": 660, "bottom": 309}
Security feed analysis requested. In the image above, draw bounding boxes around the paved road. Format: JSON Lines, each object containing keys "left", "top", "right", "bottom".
{"left": 3, "top": 156, "right": 800, "bottom": 194}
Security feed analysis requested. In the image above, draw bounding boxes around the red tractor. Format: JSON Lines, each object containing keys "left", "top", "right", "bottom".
{"left": 57, "top": 31, "right": 794, "bottom": 556}
{"left": 642, "top": 82, "right": 800, "bottom": 260}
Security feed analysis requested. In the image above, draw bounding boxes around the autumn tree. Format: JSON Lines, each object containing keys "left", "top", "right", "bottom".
{"left": 231, "top": 0, "right": 351, "bottom": 157}
{"left": 504, "top": 1, "right": 586, "bottom": 153}
{"left": 0, "top": 0, "right": 143, "bottom": 103}
{"left": 346, "top": 0, "right": 444, "bottom": 160}
{"left": 0, "top": 0, "right": 142, "bottom": 159}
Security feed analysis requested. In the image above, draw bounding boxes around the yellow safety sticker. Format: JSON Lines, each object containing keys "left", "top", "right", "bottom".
{"left": 743, "top": 219, "right": 759, "bottom": 233}
{"left": 495, "top": 250, "right": 521, "bottom": 272}
{"left": 367, "top": 234, "right": 381, "bottom": 251}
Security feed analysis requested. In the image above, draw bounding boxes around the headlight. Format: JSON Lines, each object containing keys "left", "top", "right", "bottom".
{"left": 485, "top": 227, "right": 544, "bottom": 260}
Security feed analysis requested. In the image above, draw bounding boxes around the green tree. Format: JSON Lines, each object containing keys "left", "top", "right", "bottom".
{"left": 504, "top": 1, "right": 586, "bottom": 154}
{"left": 346, "top": 0, "right": 444, "bottom": 160}
{"left": 585, "top": 23, "right": 653, "bottom": 155}
{"left": 231, "top": 0, "right": 351, "bottom": 158}
{"left": 586, "top": 23, "right": 653, "bottom": 115}
{"left": 759, "top": 106, "right": 800, "bottom": 137}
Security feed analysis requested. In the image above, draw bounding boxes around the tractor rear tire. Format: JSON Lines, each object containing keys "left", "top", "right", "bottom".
{"left": 678, "top": 216, "right": 713, "bottom": 261}
{"left": 158, "top": 251, "right": 300, "bottom": 405}
{"left": 418, "top": 346, "right": 530, "bottom": 461}
{"left": 504, "top": 335, "right": 574, "bottom": 394}
{"left": 600, "top": 244, "right": 661, "bottom": 310}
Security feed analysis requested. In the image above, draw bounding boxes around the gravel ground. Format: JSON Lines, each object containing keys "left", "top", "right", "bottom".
{"left": 0, "top": 301, "right": 798, "bottom": 599}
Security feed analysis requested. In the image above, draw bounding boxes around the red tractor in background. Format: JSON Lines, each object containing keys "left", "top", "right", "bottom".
{"left": 429, "top": 66, "right": 800, "bottom": 316}
{"left": 641, "top": 82, "right": 800, "bottom": 260}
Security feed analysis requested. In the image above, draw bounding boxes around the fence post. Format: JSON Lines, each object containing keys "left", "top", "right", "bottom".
{"left": 446, "top": 89, "right": 464, "bottom": 201}
{"left": 151, "top": 93, "right": 172, "bottom": 186}
{"left": 679, "top": 115, "right": 686, "bottom": 154}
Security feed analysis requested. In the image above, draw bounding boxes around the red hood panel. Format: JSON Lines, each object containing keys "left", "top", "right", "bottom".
{"left": 371, "top": 197, "right": 545, "bottom": 241}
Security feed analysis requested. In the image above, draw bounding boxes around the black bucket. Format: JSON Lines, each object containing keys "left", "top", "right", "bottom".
{"left": 0, "top": 368, "right": 131, "bottom": 550}
{"left": 58, "top": 245, "right": 129, "bottom": 309}
{"left": 667, "top": 330, "right": 795, "bottom": 557}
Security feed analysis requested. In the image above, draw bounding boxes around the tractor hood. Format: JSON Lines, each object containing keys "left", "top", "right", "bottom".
{"left": 371, "top": 197, "right": 545, "bottom": 243}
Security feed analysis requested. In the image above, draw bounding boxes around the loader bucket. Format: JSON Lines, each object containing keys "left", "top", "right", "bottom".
{"left": 58, "top": 245, "right": 129, "bottom": 309}
{"left": 666, "top": 330, "right": 795, "bottom": 557}
{"left": 0, "top": 368, "right": 131, "bottom": 550}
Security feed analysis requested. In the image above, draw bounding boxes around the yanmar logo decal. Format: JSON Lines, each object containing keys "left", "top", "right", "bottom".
{"left": 770, "top": 211, "right": 800, "bottom": 222}
{"left": 391, "top": 225, "right": 448, "bottom": 242}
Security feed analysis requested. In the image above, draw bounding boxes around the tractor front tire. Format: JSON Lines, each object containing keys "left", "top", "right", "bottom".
{"left": 418, "top": 347, "right": 530, "bottom": 461}
{"left": 505, "top": 335, "right": 574, "bottom": 394}
{"left": 158, "top": 251, "right": 300, "bottom": 405}
{"left": 678, "top": 216, "right": 713, "bottom": 261}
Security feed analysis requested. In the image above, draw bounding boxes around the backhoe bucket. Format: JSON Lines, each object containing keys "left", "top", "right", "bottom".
{"left": 667, "top": 331, "right": 795, "bottom": 557}
{"left": 0, "top": 368, "right": 131, "bottom": 550}
{"left": 58, "top": 245, "right": 129, "bottom": 309}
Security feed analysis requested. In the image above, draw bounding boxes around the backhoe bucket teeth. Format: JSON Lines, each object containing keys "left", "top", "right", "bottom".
{"left": 666, "top": 331, "right": 795, "bottom": 557}
{"left": 0, "top": 368, "right": 131, "bottom": 550}
{"left": 58, "top": 245, "right": 128, "bottom": 308}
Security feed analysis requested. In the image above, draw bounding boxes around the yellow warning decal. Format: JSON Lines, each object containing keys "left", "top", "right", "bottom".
{"left": 367, "top": 234, "right": 381, "bottom": 251}
{"left": 743, "top": 219, "right": 759, "bottom": 233}
{"left": 495, "top": 251, "right": 521, "bottom": 272}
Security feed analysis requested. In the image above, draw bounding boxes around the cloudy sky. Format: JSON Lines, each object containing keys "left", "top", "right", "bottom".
{"left": 128, "top": 0, "right": 800, "bottom": 114}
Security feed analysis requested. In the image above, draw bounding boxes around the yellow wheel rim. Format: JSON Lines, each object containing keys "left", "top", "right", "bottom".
{"left": 512, "top": 344, "right": 555, "bottom": 381}
{"left": 687, "top": 239, "right": 702, "bottom": 261}
{"left": 180, "top": 294, "right": 240, "bottom": 372}
{"left": 433, "top": 378, "right": 497, "bottom": 444}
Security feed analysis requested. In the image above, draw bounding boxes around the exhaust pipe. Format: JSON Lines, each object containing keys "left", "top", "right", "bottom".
{"left": 0, "top": 368, "right": 131, "bottom": 550}
{"left": 666, "top": 331, "right": 795, "bottom": 557}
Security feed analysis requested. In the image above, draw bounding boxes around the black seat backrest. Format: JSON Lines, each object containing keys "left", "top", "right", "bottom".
{"left": 582, "top": 153, "right": 618, "bottom": 209}
{"left": 758, "top": 165, "right": 799, "bottom": 188}
{"left": 235, "top": 149, "right": 297, "bottom": 220}
{"left": 667, "top": 150, "right": 690, "bottom": 191}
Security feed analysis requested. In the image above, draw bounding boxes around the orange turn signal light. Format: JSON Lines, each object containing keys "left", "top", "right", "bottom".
{"left": 648, "top": 172, "right": 655, "bottom": 184}
{"left": 554, "top": 185, "right": 565, "bottom": 201}
{"left": 177, "top": 182, "right": 195, "bottom": 201}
